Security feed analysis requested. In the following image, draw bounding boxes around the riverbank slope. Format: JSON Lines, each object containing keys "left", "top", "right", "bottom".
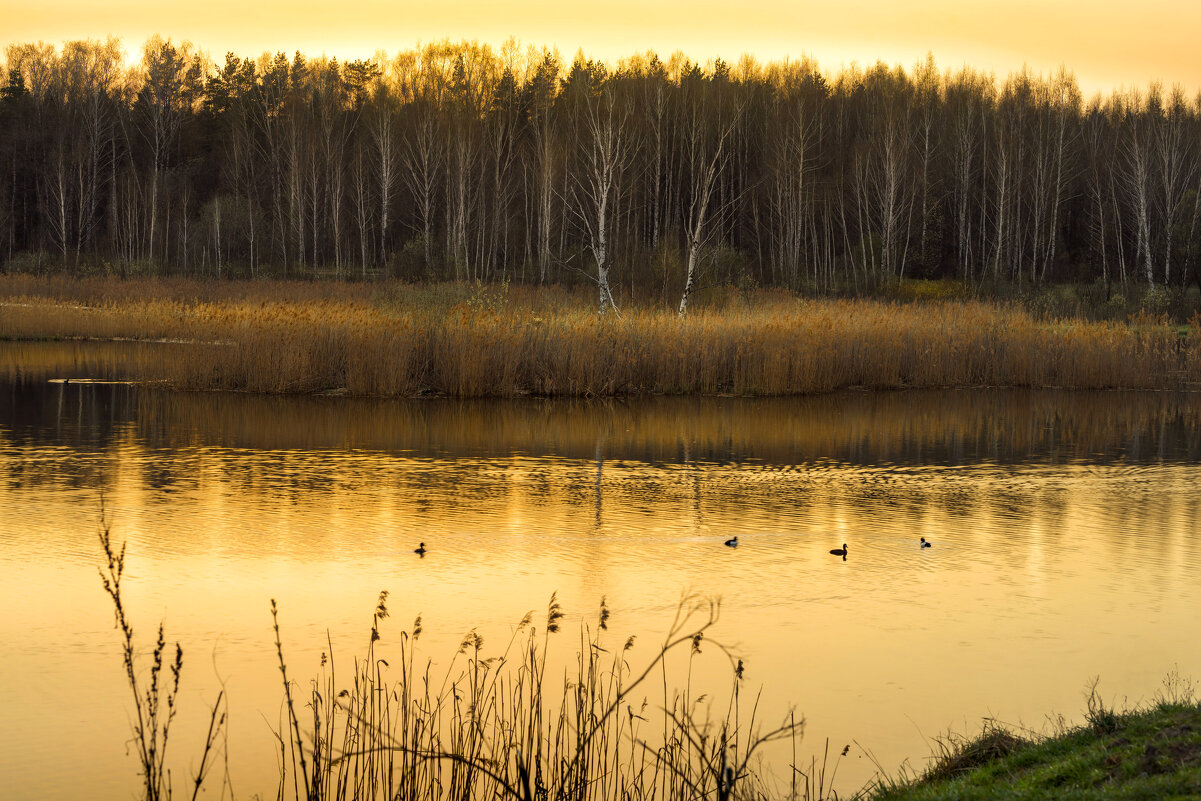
{"left": 871, "top": 696, "right": 1201, "bottom": 800}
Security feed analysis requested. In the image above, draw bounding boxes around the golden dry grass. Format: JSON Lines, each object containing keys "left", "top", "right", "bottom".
{"left": 2, "top": 276, "right": 1197, "bottom": 397}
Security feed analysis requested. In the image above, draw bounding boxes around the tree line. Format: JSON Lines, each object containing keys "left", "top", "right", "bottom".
{"left": 2, "top": 36, "right": 1200, "bottom": 307}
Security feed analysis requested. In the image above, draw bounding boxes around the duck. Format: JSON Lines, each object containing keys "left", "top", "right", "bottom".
{"left": 724, "top": 536, "right": 738, "bottom": 547}
{"left": 829, "top": 543, "right": 848, "bottom": 557}
{"left": 414, "top": 542, "right": 426, "bottom": 556}
{"left": 920, "top": 537, "right": 932, "bottom": 548}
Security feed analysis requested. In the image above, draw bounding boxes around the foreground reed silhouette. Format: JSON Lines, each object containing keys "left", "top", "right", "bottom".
{"left": 266, "top": 591, "right": 808, "bottom": 801}
{"left": 98, "top": 509, "right": 226, "bottom": 801}
{"left": 100, "top": 523, "right": 829, "bottom": 800}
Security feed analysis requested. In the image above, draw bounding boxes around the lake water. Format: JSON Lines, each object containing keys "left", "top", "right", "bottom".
{"left": 2, "top": 341, "right": 1201, "bottom": 799}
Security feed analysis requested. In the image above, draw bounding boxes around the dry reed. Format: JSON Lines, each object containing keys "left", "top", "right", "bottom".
{"left": 8, "top": 276, "right": 1197, "bottom": 397}
{"left": 99, "top": 521, "right": 807, "bottom": 801}
{"left": 262, "top": 591, "right": 804, "bottom": 801}
{"left": 98, "top": 507, "right": 227, "bottom": 801}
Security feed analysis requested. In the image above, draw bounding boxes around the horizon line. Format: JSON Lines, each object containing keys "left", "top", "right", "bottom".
{"left": 3, "top": 33, "right": 1197, "bottom": 100}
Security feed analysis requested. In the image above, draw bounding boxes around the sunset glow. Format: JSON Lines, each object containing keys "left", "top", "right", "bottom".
{"left": 4, "top": 0, "right": 1201, "bottom": 95}
{"left": 6, "top": 1, "right": 1201, "bottom": 799}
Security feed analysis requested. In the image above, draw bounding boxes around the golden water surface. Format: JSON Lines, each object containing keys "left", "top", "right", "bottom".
{"left": 2, "top": 342, "right": 1200, "bottom": 799}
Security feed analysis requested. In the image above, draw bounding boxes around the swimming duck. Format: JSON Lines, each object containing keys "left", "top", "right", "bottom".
{"left": 829, "top": 543, "right": 848, "bottom": 557}
{"left": 920, "top": 537, "right": 932, "bottom": 548}
{"left": 414, "top": 542, "right": 426, "bottom": 556}
{"left": 724, "top": 536, "right": 738, "bottom": 547}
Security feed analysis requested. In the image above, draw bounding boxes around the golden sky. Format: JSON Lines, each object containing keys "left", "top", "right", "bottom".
{"left": 3, "top": 0, "right": 1199, "bottom": 96}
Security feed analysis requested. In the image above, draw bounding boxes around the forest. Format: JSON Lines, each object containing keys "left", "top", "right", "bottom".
{"left": 2, "top": 37, "right": 1200, "bottom": 309}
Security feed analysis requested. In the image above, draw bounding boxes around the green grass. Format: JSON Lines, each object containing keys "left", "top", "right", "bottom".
{"left": 870, "top": 694, "right": 1201, "bottom": 801}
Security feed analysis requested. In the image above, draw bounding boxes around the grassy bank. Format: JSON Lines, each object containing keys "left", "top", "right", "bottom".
{"left": 871, "top": 687, "right": 1201, "bottom": 800}
{"left": 4, "top": 275, "right": 1199, "bottom": 397}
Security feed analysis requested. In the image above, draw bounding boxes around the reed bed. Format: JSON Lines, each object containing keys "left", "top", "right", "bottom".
{"left": 5, "top": 276, "right": 1198, "bottom": 396}
{"left": 99, "top": 520, "right": 811, "bottom": 801}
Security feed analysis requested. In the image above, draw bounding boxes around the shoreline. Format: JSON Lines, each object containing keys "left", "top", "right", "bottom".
{"left": 870, "top": 693, "right": 1201, "bottom": 800}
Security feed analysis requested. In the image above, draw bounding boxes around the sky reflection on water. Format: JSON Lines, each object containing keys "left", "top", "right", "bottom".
{"left": 2, "top": 355, "right": 1200, "bottom": 799}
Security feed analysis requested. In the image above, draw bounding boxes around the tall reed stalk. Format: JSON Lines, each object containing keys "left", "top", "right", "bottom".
{"left": 98, "top": 511, "right": 227, "bottom": 801}
{"left": 265, "top": 592, "right": 804, "bottom": 801}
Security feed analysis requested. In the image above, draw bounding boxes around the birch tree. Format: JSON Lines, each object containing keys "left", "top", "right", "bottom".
{"left": 522, "top": 49, "right": 560, "bottom": 283}
{"left": 566, "top": 59, "right": 633, "bottom": 314}
{"left": 1154, "top": 85, "right": 1196, "bottom": 285}
{"left": 678, "top": 65, "right": 741, "bottom": 315}
{"left": 135, "top": 37, "right": 195, "bottom": 264}
{"left": 1119, "top": 90, "right": 1157, "bottom": 285}
{"left": 366, "top": 70, "right": 399, "bottom": 267}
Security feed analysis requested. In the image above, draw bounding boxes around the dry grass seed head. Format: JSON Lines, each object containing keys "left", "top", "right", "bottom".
{"left": 546, "top": 592, "right": 565, "bottom": 634}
